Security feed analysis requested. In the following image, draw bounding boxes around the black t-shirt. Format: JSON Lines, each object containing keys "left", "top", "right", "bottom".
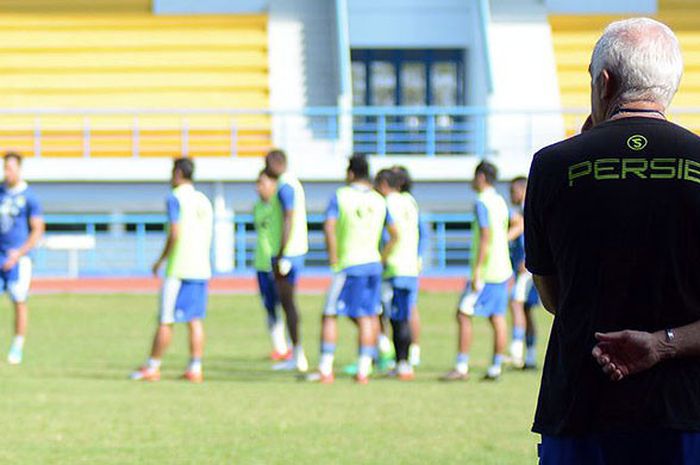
{"left": 525, "top": 117, "right": 700, "bottom": 436}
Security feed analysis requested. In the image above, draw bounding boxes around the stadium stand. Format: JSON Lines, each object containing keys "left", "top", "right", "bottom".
{"left": 551, "top": 0, "right": 700, "bottom": 136}
{"left": 0, "top": 0, "right": 271, "bottom": 157}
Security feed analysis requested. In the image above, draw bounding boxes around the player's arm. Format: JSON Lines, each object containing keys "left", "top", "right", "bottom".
{"left": 380, "top": 207, "right": 398, "bottom": 265}
{"left": 592, "top": 320, "right": 700, "bottom": 382}
{"left": 507, "top": 211, "right": 524, "bottom": 242}
{"left": 472, "top": 201, "right": 489, "bottom": 290}
{"left": 23, "top": 216, "right": 45, "bottom": 256}
{"left": 4, "top": 199, "right": 46, "bottom": 271}
{"left": 275, "top": 184, "right": 295, "bottom": 264}
{"left": 324, "top": 218, "right": 337, "bottom": 270}
{"left": 532, "top": 274, "right": 558, "bottom": 316}
{"left": 324, "top": 194, "right": 339, "bottom": 270}
{"left": 473, "top": 226, "right": 490, "bottom": 290}
{"left": 153, "top": 195, "right": 180, "bottom": 276}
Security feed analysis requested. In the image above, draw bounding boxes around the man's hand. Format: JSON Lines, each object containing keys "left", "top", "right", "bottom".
{"left": 273, "top": 254, "right": 283, "bottom": 279}
{"left": 592, "top": 330, "right": 666, "bottom": 381}
{"left": 3, "top": 249, "right": 21, "bottom": 271}
{"left": 471, "top": 270, "right": 482, "bottom": 292}
{"left": 581, "top": 114, "right": 594, "bottom": 133}
{"left": 152, "top": 258, "right": 164, "bottom": 277}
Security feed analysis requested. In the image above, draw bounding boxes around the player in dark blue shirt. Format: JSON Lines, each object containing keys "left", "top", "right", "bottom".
{"left": 0, "top": 152, "right": 44, "bottom": 365}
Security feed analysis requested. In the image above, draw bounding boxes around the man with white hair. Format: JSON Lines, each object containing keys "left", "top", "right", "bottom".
{"left": 526, "top": 18, "right": 700, "bottom": 464}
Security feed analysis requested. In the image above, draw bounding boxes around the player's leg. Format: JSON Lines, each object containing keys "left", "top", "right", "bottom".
{"left": 524, "top": 284, "right": 539, "bottom": 369}
{"left": 258, "top": 271, "right": 289, "bottom": 360}
{"left": 7, "top": 257, "right": 31, "bottom": 365}
{"left": 178, "top": 280, "right": 208, "bottom": 382}
{"left": 442, "top": 284, "right": 477, "bottom": 380}
{"left": 390, "top": 282, "right": 416, "bottom": 380}
{"left": 184, "top": 319, "right": 204, "bottom": 383}
{"left": 377, "top": 280, "right": 395, "bottom": 370}
{"left": 274, "top": 258, "right": 307, "bottom": 371}
{"left": 486, "top": 314, "right": 507, "bottom": 380}
{"left": 391, "top": 319, "right": 412, "bottom": 380}
{"left": 509, "top": 272, "right": 528, "bottom": 368}
{"left": 356, "top": 315, "right": 378, "bottom": 384}
{"left": 277, "top": 278, "right": 299, "bottom": 344}
{"left": 130, "top": 323, "right": 172, "bottom": 381}
{"left": 409, "top": 306, "right": 421, "bottom": 366}
{"left": 312, "top": 315, "right": 338, "bottom": 383}
{"left": 131, "top": 277, "right": 180, "bottom": 381}
{"left": 484, "top": 281, "right": 510, "bottom": 380}
{"left": 354, "top": 273, "right": 382, "bottom": 383}
{"left": 307, "top": 272, "right": 345, "bottom": 382}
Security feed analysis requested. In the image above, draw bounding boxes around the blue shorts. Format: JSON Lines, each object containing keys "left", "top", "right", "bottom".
{"left": 525, "top": 283, "right": 540, "bottom": 308}
{"left": 458, "top": 279, "right": 509, "bottom": 317}
{"left": 256, "top": 271, "right": 278, "bottom": 313}
{"left": 159, "top": 278, "right": 208, "bottom": 324}
{"left": 539, "top": 431, "right": 700, "bottom": 465}
{"left": 324, "top": 272, "right": 382, "bottom": 319}
{"left": 0, "top": 256, "right": 31, "bottom": 303}
{"left": 271, "top": 255, "right": 305, "bottom": 286}
{"left": 384, "top": 277, "right": 418, "bottom": 321}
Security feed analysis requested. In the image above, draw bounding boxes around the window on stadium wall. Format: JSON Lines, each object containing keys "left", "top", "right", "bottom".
{"left": 351, "top": 49, "right": 466, "bottom": 156}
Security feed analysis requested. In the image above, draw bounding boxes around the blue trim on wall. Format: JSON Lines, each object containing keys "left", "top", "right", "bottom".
{"left": 153, "top": 0, "right": 268, "bottom": 14}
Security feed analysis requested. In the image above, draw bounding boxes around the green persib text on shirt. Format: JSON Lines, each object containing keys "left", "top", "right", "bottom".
{"left": 568, "top": 157, "right": 700, "bottom": 187}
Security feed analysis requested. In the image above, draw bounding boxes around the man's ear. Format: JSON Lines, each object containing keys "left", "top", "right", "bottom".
{"left": 601, "top": 69, "right": 617, "bottom": 100}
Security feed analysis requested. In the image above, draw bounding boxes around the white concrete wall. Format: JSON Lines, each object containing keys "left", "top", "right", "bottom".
{"left": 487, "top": 2, "right": 566, "bottom": 177}
{"left": 347, "top": 0, "right": 489, "bottom": 107}
{"left": 267, "top": 0, "right": 344, "bottom": 166}
{"left": 544, "top": 0, "right": 656, "bottom": 14}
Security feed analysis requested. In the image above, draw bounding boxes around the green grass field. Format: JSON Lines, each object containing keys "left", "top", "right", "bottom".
{"left": 0, "top": 291, "right": 552, "bottom": 465}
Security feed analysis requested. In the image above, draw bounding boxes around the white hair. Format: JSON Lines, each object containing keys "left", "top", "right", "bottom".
{"left": 590, "top": 17, "right": 683, "bottom": 108}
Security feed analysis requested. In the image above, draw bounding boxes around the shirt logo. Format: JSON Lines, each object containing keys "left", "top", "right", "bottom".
{"left": 626, "top": 134, "right": 648, "bottom": 151}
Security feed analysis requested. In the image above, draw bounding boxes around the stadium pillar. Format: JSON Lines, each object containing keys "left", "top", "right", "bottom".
{"left": 213, "top": 182, "right": 234, "bottom": 273}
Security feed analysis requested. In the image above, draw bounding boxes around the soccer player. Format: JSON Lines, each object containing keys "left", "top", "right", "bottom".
{"left": 310, "top": 154, "right": 397, "bottom": 384}
{"left": 253, "top": 169, "right": 290, "bottom": 361}
{"left": 442, "top": 161, "right": 512, "bottom": 381}
{"left": 376, "top": 168, "right": 420, "bottom": 380}
{"left": 507, "top": 176, "right": 540, "bottom": 369}
{"left": 392, "top": 165, "right": 425, "bottom": 367}
{"left": 131, "top": 158, "right": 213, "bottom": 383}
{"left": 0, "top": 152, "right": 45, "bottom": 365}
{"left": 507, "top": 176, "right": 527, "bottom": 368}
{"left": 530, "top": 18, "right": 700, "bottom": 464}
{"left": 264, "top": 149, "right": 308, "bottom": 372}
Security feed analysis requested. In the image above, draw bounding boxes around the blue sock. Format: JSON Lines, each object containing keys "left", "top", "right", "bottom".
{"left": 493, "top": 354, "right": 505, "bottom": 367}
{"left": 512, "top": 327, "right": 526, "bottom": 341}
{"left": 321, "top": 342, "right": 336, "bottom": 355}
{"left": 456, "top": 352, "right": 470, "bottom": 365}
{"left": 360, "top": 345, "right": 376, "bottom": 358}
{"left": 526, "top": 334, "right": 536, "bottom": 348}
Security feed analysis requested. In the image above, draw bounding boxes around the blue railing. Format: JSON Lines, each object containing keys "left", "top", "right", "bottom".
{"left": 37, "top": 212, "right": 475, "bottom": 277}
{"left": 305, "top": 106, "right": 488, "bottom": 157}
{"left": 0, "top": 106, "right": 495, "bottom": 159}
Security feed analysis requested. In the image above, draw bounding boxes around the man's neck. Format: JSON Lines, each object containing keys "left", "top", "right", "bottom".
{"left": 607, "top": 100, "right": 666, "bottom": 121}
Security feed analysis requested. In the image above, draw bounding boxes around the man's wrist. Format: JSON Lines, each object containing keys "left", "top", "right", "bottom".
{"left": 654, "top": 329, "right": 678, "bottom": 362}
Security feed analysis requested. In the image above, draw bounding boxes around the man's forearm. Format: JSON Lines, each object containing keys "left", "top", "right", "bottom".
{"left": 659, "top": 320, "right": 700, "bottom": 361}
{"left": 474, "top": 229, "right": 489, "bottom": 279}
{"left": 381, "top": 225, "right": 399, "bottom": 263}
{"left": 278, "top": 213, "right": 292, "bottom": 258}
{"left": 19, "top": 222, "right": 45, "bottom": 256}
{"left": 533, "top": 274, "right": 559, "bottom": 315}
{"left": 324, "top": 220, "right": 337, "bottom": 267}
